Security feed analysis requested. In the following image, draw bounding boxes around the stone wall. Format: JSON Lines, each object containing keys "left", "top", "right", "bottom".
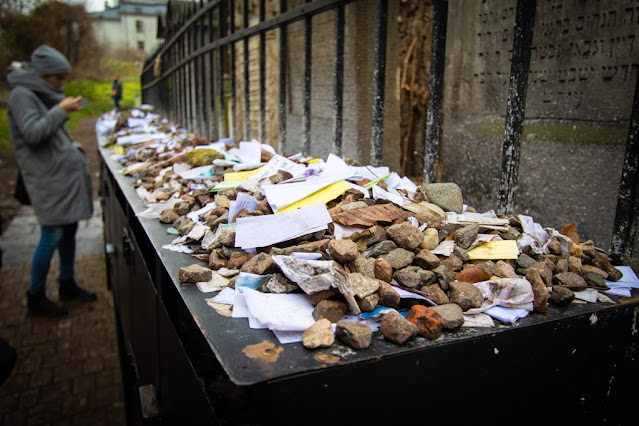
{"left": 441, "top": 0, "right": 639, "bottom": 254}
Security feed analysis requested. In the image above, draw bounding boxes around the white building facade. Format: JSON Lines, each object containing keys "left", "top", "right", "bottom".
{"left": 92, "top": 0, "right": 167, "bottom": 57}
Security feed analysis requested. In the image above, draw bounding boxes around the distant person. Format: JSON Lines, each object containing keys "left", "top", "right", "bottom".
{"left": 111, "top": 74, "right": 123, "bottom": 110}
{"left": 6, "top": 45, "right": 96, "bottom": 317}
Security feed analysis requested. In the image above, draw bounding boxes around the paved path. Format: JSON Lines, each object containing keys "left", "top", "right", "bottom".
{"left": 0, "top": 201, "right": 127, "bottom": 425}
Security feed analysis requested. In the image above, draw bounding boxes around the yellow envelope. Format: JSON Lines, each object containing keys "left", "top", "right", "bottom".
{"left": 467, "top": 240, "right": 519, "bottom": 260}
{"left": 223, "top": 167, "right": 263, "bottom": 181}
{"left": 276, "top": 180, "right": 351, "bottom": 214}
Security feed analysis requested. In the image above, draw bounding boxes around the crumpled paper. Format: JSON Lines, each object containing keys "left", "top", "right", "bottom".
{"left": 466, "top": 278, "right": 534, "bottom": 315}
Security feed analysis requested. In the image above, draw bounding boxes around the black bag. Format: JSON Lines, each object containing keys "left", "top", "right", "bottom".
{"left": 14, "top": 171, "right": 31, "bottom": 205}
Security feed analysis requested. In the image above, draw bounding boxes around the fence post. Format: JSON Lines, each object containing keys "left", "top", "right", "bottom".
{"left": 610, "top": 70, "right": 639, "bottom": 264}
{"left": 370, "top": 0, "right": 388, "bottom": 167}
{"left": 423, "top": 0, "right": 448, "bottom": 185}
{"left": 497, "top": 0, "right": 536, "bottom": 215}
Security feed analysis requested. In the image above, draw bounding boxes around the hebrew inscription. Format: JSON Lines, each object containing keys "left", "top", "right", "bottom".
{"left": 468, "top": 0, "right": 639, "bottom": 121}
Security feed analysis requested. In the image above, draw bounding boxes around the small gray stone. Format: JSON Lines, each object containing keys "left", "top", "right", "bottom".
{"left": 357, "top": 293, "right": 379, "bottom": 312}
{"left": 416, "top": 268, "right": 437, "bottom": 285}
{"left": 336, "top": 321, "right": 372, "bottom": 349}
{"left": 366, "top": 240, "right": 398, "bottom": 258}
{"left": 432, "top": 265, "right": 452, "bottom": 291}
{"left": 381, "top": 248, "right": 415, "bottom": 270}
{"left": 219, "top": 229, "right": 236, "bottom": 247}
{"left": 584, "top": 272, "right": 608, "bottom": 289}
{"left": 349, "top": 255, "right": 376, "bottom": 278}
{"left": 423, "top": 183, "right": 464, "bottom": 213}
{"left": 380, "top": 311, "right": 417, "bottom": 345}
{"left": 454, "top": 224, "right": 479, "bottom": 249}
{"left": 430, "top": 304, "right": 464, "bottom": 329}
{"left": 348, "top": 273, "right": 381, "bottom": 299}
{"left": 453, "top": 245, "right": 470, "bottom": 263}
{"left": 448, "top": 281, "right": 483, "bottom": 311}
{"left": 516, "top": 253, "right": 537, "bottom": 269}
{"left": 393, "top": 267, "right": 422, "bottom": 289}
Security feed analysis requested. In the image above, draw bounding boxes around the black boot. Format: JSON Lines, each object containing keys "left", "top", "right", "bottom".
{"left": 27, "top": 291, "right": 68, "bottom": 317}
{"left": 59, "top": 279, "right": 97, "bottom": 302}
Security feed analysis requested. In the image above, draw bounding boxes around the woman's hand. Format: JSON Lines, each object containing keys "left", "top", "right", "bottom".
{"left": 58, "top": 96, "right": 84, "bottom": 112}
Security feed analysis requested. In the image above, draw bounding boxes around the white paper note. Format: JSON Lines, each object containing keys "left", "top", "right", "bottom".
{"left": 234, "top": 203, "right": 332, "bottom": 249}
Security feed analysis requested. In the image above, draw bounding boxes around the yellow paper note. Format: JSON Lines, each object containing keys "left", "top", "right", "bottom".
{"left": 467, "top": 240, "right": 519, "bottom": 260}
{"left": 276, "top": 180, "right": 351, "bottom": 214}
{"left": 224, "top": 167, "right": 263, "bottom": 181}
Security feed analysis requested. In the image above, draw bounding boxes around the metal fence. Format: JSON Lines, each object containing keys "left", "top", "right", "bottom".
{"left": 141, "top": 0, "right": 638, "bottom": 263}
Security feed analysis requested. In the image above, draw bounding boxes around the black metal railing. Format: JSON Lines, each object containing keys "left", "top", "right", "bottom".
{"left": 141, "top": 0, "right": 638, "bottom": 263}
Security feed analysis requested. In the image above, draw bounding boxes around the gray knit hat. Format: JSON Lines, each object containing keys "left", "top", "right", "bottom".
{"left": 31, "top": 45, "right": 71, "bottom": 76}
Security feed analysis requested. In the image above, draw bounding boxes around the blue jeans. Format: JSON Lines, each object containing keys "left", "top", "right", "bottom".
{"left": 28, "top": 223, "right": 77, "bottom": 294}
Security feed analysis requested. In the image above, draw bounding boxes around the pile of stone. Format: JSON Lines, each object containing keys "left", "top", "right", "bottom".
{"left": 106, "top": 112, "right": 626, "bottom": 352}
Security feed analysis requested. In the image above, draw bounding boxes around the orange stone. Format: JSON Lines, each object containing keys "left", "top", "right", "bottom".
{"left": 406, "top": 305, "right": 444, "bottom": 340}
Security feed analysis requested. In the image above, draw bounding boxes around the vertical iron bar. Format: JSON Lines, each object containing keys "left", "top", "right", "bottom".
{"left": 610, "top": 70, "right": 639, "bottom": 264}
{"left": 497, "top": 0, "right": 536, "bottom": 214}
{"left": 423, "top": 0, "right": 448, "bottom": 184}
{"left": 278, "top": 0, "right": 288, "bottom": 153}
{"left": 243, "top": 0, "right": 250, "bottom": 140}
{"left": 230, "top": 0, "right": 237, "bottom": 141}
{"left": 259, "top": 0, "right": 266, "bottom": 143}
{"left": 303, "top": 1, "right": 312, "bottom": 156}
{"left": 370, "top": 0, "right": 388, "bottom": 167}
{"left": 332, "top": 1, "right": 345, "bottom": 157}
{"left": 208, "top": 8, "right": 218, "bottom": 141}
{"left": 219, "top": 2, "right": 228, "bottom": 138}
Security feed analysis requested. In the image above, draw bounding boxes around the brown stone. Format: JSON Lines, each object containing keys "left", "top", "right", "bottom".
{"left": 308, "top": 288, "right": 340, "bottom": 306}
{"left": 328, "top": 239, "right": 359, "bottom": 264}
{"left": 378, "top": 282, "right": 401, "bottom": 308}
{"left": 580, "top": 264, "right": 608, "bottom": 279}
{"left": 441, "top": 254, "right": 463, "bottom": 272}
{"left": 159, "top": 208, "right": 179, "bottom": 224}
{"left": 494, "top": 260, "right": 519, "bottom": 278}
{"left": 386, "top": 222, "right": 424, "bottom": 251}
{"left": 208, "top": 250, "right": 228, "bottom": 270}
{"left": 374, "top": 257, "right": 393, "bottom": 282}
{"left": 525, "top": 267, "right": 549, "bottom": 313}
{"left": 240, "top": 252, "right": 278, "bottom": 275}
{"left": 553, "top": 272, "right": 587, "bottom": 290}
{"left": 379, "top": 311, "right": 417, "bottom": 345}
{"left": 414, "top": 249, "right": 440, "bottom": 270}
{"left": 419, "top": 284, "right": 450, "bottom": 305}
{"left": 455, "top": 266, "right": 490, "bottom": 284}
{"left": 448, "top": 281, "right": 483, "bottom": 312}
{"left": 430, "top": 304, "right": 464, "bottom": 329}
{"left": 313, "top": 300, "right": 348, "bottom": 323}
{"left": 228, "top": 252, "right": 256, "bottom": 269}
{"left": 551, "top": 285, "right": 575, "bottom": 305}
{"left": 178, "top": 264, "right": 213, "bottom": 283}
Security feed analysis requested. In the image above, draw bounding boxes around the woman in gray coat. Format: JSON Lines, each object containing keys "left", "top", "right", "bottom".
{"left": 6, "top": 45, "right": 96, "bottom": 316}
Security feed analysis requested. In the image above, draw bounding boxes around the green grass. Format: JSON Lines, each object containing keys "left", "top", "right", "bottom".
{"left": 1, "top": 61, "right": 141, "bottom": 149}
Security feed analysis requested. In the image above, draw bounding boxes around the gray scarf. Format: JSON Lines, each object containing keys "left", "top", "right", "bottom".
{"left": 5, "top": 63, "right": 65, "bottom": 108}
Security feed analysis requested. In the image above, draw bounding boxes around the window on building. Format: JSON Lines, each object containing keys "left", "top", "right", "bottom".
{"left": 138, "top": 41, "right": 145, "bottom": 51}
{"left": 136, "top": 20, "right": 144, "bottom": 33}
